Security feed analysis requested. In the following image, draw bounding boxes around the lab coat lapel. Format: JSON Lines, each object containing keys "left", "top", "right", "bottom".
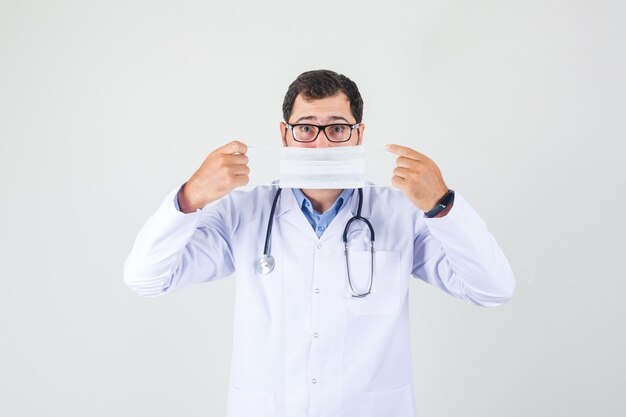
{"left": 275, "top": 188, "right": 319, "bottom": 241}
{"left": 319, "top": 188, "right": 372, "bottom": 243}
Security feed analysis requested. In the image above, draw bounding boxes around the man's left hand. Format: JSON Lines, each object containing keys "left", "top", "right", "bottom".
{"left": 386, "top": 144, "right": 450, "bottom": 213}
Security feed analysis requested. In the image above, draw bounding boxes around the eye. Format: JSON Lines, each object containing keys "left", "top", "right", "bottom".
{"left": 295, "top": 125, "right": 316, "bottom": 134}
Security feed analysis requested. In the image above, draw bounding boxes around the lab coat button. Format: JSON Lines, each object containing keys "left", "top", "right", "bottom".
{"left": 314, "top": 288, "right": 320, "bottom": 294}
{"left": 311, "top": 378, "right": 317, "bottom": 384}
{"left": 316, "top": 243, "right": 322, "bottom": 249}
{"left": 313, "top": 332, "right": 319, "bottom": 338}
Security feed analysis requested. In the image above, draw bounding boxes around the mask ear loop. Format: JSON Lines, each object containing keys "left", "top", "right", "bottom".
{"left": 343, "top": 188, "right": 375, "bottom": 298}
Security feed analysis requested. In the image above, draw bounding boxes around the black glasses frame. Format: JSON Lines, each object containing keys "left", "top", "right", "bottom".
{"left": 285, "top": 123, "right": 360, "bottom": 143}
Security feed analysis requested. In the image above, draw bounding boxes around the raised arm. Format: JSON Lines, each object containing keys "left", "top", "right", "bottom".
{"left": 386, "top": 143, "right": 515, "bottom": 306}
{"left": 123, "top": 141, "right": 249, "bottom": 297}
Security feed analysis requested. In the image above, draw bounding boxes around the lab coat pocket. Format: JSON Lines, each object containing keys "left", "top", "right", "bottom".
{"left": 345, "top": 250, "right": 405, "bottom": 315}
{"left": 227, "top": 387, "right": 276, "bottom": 417}
{"left": 359, "top": 383, "right": 414, "bottom": 417}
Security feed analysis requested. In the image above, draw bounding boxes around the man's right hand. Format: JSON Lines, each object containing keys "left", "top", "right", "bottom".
{"left": 177, "top": 141, "right": 250, "bottom": 213}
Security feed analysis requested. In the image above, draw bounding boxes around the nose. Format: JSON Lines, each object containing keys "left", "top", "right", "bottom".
{"left": 313, "top": 130, "right": 331, "bottom": 148}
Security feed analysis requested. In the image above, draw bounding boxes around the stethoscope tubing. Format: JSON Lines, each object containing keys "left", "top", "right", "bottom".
{"left": 263, "top": 188, "right": 283, "bottom": 256}
{"left": 258, "top": 187, "right": 375, "bottom": 297}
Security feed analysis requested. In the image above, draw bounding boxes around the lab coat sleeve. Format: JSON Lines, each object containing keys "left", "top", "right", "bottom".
{"left": 411, "top": 192, "right": 515, "bottom": 307}
{"left": 123, "top": 186, "right": 235, "bottom": 297}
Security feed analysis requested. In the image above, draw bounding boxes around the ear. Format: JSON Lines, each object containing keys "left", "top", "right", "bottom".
{"left": 279, "top": 121, "right": 288, "bottom": 147}
{"left": 356, "top": 123, "right": 365, "bottom": 145}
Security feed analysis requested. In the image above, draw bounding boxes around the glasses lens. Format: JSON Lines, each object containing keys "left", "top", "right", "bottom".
{"left": 325, "top": 124, "right": 352, "bottom": 142}
{"left": 293, "top": 125, "right": 319, "bottom": 142}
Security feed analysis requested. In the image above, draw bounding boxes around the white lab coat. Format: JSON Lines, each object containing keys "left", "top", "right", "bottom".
{"left": 124, "top": 185, "right": 515, "bottom": 417}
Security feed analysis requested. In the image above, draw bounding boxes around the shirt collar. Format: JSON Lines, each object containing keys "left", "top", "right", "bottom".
{"left": 292, "top": 188, "right": 355, "bottom": 216}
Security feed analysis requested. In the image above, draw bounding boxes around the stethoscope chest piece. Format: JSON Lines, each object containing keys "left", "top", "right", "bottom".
{"left": 256, "top": 254, "right": 275, "bottom": 275}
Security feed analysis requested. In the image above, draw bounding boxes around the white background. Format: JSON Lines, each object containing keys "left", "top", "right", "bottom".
{"left": 1, "top": 1, "right": 624, "bottom": 416}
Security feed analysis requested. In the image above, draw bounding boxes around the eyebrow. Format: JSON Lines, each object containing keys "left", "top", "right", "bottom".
{"left": 293, "top": 115, "right": 351, "bottom": 123}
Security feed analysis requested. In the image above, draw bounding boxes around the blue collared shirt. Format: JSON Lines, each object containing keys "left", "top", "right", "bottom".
{"left": 292, "top": 188, "right": 354, "bottom": 238}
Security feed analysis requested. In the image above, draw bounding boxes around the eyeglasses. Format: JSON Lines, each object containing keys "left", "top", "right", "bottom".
{"left": 286, "top": 123, "right": 360, "bottom": 143}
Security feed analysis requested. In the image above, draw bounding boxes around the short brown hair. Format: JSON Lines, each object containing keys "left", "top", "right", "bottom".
{"left": 282, "top": 70, "right": 364, "bottom": 123}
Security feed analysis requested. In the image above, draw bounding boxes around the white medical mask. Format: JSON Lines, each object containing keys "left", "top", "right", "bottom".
{"left": 279, "top": 146, "right": 365, "bottom": 189}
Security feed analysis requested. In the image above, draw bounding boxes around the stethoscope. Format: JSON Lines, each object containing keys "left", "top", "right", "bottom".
{"left": 255, "top": 188, "right": 375, "bottom": 297}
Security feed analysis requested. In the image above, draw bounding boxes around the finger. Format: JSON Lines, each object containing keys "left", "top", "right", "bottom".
{"left": 226, "top": 164, "right": 250, "bottom": 176}
{"left": 395, "top": 156, "right": 420, "bottom": 169}
{"left": 219, "top": 140, "right": 248, "bottom": 155}
{"left": 391, "top": 175, "right": 407, "bottom": 189}
{"left": 231, "top": 174, "right": 250, "bottom": 188}
{"left": 393, "top": 166, "right": 413, "bottom": 179}
{"left": 386, "top": 144, "right": 427, "bottom": 160}
{"left": 223, "top": 154, "right": 249, "bottom": 165}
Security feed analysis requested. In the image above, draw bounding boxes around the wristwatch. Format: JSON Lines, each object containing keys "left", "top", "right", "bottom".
{"left": 424, "top": 189, "right": 455, "bottom": 218}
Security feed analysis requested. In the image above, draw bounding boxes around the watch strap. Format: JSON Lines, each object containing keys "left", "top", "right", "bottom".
{"left": 424, "top": 189, "right": 455, "bottom": 218}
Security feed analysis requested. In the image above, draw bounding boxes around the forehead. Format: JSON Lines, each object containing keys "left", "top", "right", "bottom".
{"left": 290, "top": 92, "right": 352, "bottom": 121}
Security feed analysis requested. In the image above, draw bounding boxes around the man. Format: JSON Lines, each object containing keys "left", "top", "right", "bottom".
{"left": 124, "top": 69, "right": 515, "bottom": 417}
